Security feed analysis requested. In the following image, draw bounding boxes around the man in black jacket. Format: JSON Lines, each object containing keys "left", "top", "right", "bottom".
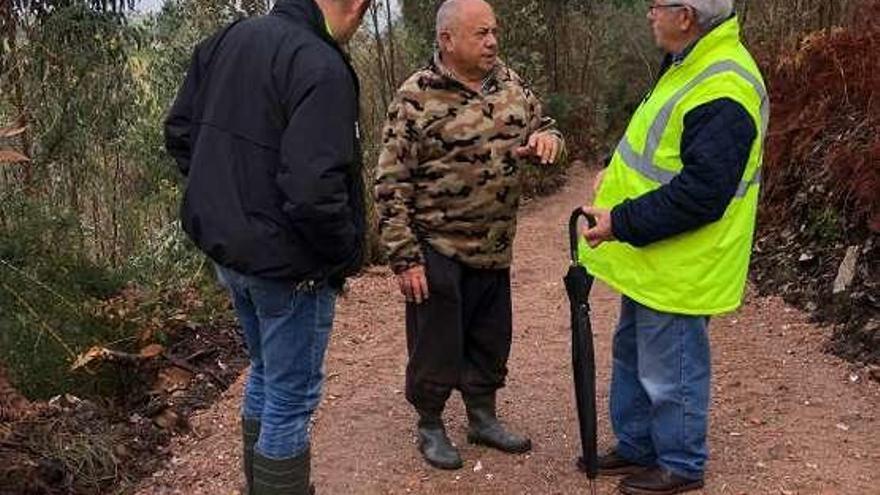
{"left": 164, "top": 1, "right": 370, "bottom": 493}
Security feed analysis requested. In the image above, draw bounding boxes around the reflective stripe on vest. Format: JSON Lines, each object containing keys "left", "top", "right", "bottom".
{"left": 615, "top": 60, "right": 768, "bottom": 198}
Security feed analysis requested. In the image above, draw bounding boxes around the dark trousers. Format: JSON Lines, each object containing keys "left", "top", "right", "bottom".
{"left": 405, "top": 247, "right": 513, "bottom": 415}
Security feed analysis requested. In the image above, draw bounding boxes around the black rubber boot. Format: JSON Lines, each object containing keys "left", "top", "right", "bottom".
{"left": 417, "top": 411, "right": 463, "bottom": 470}
{"left": 242, "top": 418, "right": 261, "bottom": 495}
{"left": 252, "top": 448, "right": 311, "bottom": 495}
{"left": 464, "top": 395, "right": 532, "bottom": 454}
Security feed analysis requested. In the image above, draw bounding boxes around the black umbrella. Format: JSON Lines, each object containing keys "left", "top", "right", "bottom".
{"left": 564, "top": 208, "right": 598, "bottom": 490}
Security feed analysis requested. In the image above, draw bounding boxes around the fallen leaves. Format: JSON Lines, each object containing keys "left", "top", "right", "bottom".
{"left": 0, "top": 120, "right": 27, "bottom": 138}
{"left": 153, "top": 367, "right": 194, "bottom": 394}
{"left": 139, "top": 344, "right": 165, "bottom": 359}
{"left": 70, "top": 345, "right": 158, "bottom": 371}
{"left": 69, "top": 346, "right": 115, "bottom": 371}
{"left": 0, "top": 149, "right": 29, "bottom": 164}
{"left": 0, "top": 364, "right": 32, "bottom": 422}
{"left": 0, "top": 119, "right": 29, "bottom": 164}
{"left": 153, "top": 408, "right": 183, "bottom": 430}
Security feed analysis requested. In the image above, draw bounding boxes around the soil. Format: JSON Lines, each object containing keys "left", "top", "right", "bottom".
{"left": 754, "top": 2, "right": 880, "bottom": 369}
{"left": 133, "top": 164, "right": 880, "bottom": 495}
{"left": 0, "top": 323, "right": 248, "bottom": 495}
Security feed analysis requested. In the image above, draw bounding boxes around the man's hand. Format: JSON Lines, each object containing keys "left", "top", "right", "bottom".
{"left": 397, "top": 265, "right": 430, "bottom": 304}
{"left": 581, "top": 206, "right": 615, "bottom": 248}
{"left": 515, "top": 132, "right": 562, "bottom": 165}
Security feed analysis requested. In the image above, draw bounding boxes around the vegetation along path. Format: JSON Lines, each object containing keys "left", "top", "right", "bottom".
{"left": 136, "top": 165, "right": 880, "bottom": 495}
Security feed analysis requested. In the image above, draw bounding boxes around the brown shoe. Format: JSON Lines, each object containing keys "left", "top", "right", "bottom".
{"left": 579, "top": 450, "right": 652, "bottom": 476}
{"left": 619, "top": 467, "right": 704, "bottom": 495}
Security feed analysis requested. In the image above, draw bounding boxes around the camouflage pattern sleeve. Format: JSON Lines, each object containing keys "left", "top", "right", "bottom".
{"left": 523, "top": 79, "right": 567, "bottom": 159}
{"left": 374, "top": 94, "right": 424, "bottom": 273}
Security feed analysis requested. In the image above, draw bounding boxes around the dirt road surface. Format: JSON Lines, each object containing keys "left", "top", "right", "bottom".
{"left": 136, "top": 165, "right": 880, "bottom": 495}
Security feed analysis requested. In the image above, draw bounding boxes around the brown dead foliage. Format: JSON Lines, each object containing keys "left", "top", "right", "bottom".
{"left": 761, "top": 1, "right": 880, "bottom": 233}
{"left": 752, "top": 0, "right": 880, "bottom": 368}
{"left": 0, "top": 364, "right": 31, "bottom": 423}
{"left": 1, "top": 320, "right": 247, "bottom": 495}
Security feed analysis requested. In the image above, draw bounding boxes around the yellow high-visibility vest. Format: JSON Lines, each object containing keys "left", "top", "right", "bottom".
{"left": 579, "top": 16, "right": 768, "bottom": 316}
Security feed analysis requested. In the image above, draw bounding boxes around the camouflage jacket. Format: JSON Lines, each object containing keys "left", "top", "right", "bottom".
{"left": 375, "top": 57, "right": 564, "bottom": 272}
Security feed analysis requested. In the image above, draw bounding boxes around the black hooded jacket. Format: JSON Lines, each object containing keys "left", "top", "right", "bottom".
{"left": 164, "top": 0, "right": 365, "bottom": 285}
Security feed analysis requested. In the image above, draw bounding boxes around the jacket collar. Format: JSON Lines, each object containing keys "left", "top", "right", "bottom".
{"left": 657, "top": 13, "right": 741, "bottom": 81}
{"left": 429, "top": 53, "right": 506, "bottom": 94}
{"left": 272, "top": 0, "right": 332, "bottom": 41}
{"left": 667, "top": 13, "right": 740, "bottom": 67}
{"left": 271, "top": 0, "right": 360, "bottom": 97}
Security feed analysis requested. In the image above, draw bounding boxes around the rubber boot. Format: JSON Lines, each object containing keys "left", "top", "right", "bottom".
{"left": 252, "top": 447, "right": 311, "bottom": 495}
{"left": 416, "top": 410, "right": 463, "bottom": 470}
{"left": 464, "top": 394, "right": 532, "bottom": 454}
{"left": 242, "top": 418, "right": 261, "bottom": 495}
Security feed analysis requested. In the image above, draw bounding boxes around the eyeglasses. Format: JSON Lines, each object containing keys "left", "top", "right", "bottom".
{"left": 648, "top": 2, "right": 688, "bottom": 14}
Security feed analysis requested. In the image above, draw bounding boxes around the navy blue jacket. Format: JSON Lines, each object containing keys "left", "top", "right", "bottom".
{"left": 610, "top": 53, "right": 758, "bottom": 247}
{"left": 164, "top": 0, "right": 365, "bottom": 284}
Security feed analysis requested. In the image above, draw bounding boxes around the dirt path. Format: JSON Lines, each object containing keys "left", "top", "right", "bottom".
{"left": 137, "top": 165, "right": 880, "bottom": 495}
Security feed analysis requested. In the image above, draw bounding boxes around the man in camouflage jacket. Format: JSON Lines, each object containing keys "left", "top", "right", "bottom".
{"left": 375, "top": 0, "right": 565, "bottom": 471}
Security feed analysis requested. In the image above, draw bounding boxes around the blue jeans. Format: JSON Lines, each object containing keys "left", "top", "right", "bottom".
{"left": 610, "top": 296, "right": 711, "bottom": 480}
{"left": 216, "top": 265, "right": 337, "bottom": 460}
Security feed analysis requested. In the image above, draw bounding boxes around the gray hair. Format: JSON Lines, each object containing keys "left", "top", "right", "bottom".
{"left": 436, "top": 0, "right": 463, "bottom": 42}
{"left": 682, "top": 0, "right": 734, "bottom": 29}
{"left": 436, "top": 0, "right": 491, "bottom": 42}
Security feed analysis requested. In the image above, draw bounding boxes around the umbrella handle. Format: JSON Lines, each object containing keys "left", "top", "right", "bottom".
{"left": 569, "top": 208, "right": 597, "bottom": 264}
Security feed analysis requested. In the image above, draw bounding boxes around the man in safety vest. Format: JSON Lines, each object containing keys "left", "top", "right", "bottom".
{"left": 580, "top": 0, "right": 767, "bottom": 493}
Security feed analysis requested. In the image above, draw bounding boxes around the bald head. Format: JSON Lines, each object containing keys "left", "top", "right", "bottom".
{"left": 434, "top": 0, "right": 498, "bottom": 82}
{"left": 436, "top": 0, "right": 494, "bottom": 43}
